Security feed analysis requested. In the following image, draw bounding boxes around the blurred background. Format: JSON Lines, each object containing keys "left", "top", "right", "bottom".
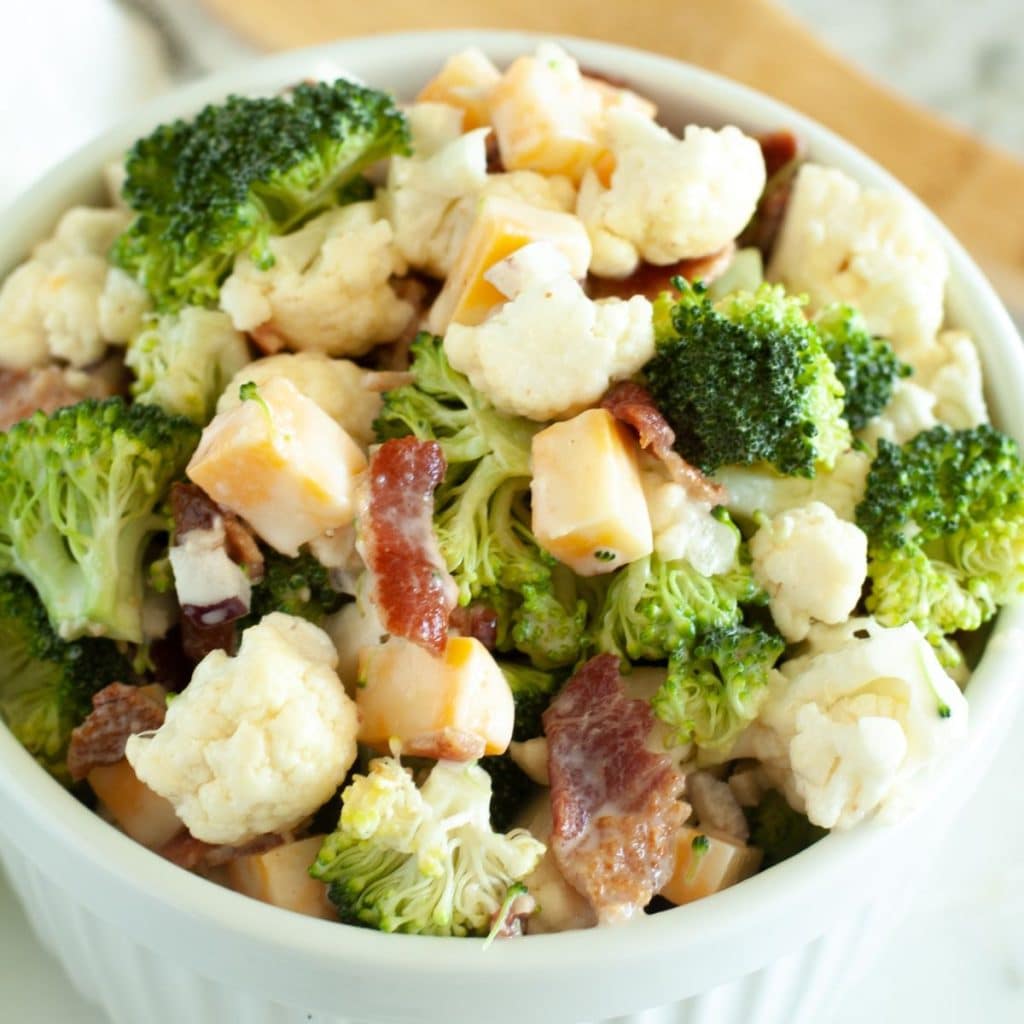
{"left": 1, "top": 1, "right": 1022, "bottom": 1021}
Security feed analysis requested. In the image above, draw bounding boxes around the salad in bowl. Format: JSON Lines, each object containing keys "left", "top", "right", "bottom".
{"left": 0, "top": 39, "right": 1018, "bottom": 949}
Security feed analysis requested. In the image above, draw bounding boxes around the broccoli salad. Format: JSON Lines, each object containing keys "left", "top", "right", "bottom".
{"left": 0, "top": 43, "right": 1018, "bottom": 937}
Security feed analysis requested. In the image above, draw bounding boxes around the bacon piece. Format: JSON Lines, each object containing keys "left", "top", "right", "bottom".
{"left": 159, "top": 831, "right": 286, "bottom": 871}
{"left": 601, "top": 381, "right": 726, "bottom": 505}
{"left": 362, "top": 437, "right": 456, "bottom": 654}
{"left": 489, "top": 890, "right": 538, "bottom": 939}
{"left": 67, "top": 683, "right": 166, "bottom": 782}
{"left": 158, "top": 832, "right": 212, "bottom": 871}
{"left": 180, "top": 618, "right": 238, "bottom": 665}
{"left": 755, "top": 129, "right": 804, "bottom": 179}
{"left": 376, "top": 276, "right": 435, "bottom": 372}
{"left": 543, "top": 654, "right": 687, "bottom": 924}
{"left": 0, "top": 363, "right": 121, "bottom": 432}
{"left": 587, "top": 243, "right": 735, "bottom": 302}
{"left": 449, "top": 603, "right": 499, "bottom": 650}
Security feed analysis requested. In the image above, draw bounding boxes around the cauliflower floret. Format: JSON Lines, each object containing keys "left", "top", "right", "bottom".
{"left": 0, "top": 206, "right": 144, "bottom": 370}
{"left": 768, "top": 163, "right": 948, "bottom": 356}
{"left": 219, "top": 202, "right": 413, "bottom": 357}
{"left": 382, "top": 101, "right": 577, "bottom": 280}
{"left": 126, "top": 613, "right": 358, "bottom": 845}
{"left": 324, "top": 574, "right": 387, "bottom": 691}
{"left": 640, "top": 458, "right": 738, "bottom": 575}
{"left": 443, "top": 242, "right": 653, "bottom": 421}
{"left": 382, "top": 103, "right": 490, "bottom": 277}
{"left": 750, "top": 501, "right": 868, "bottom": 642}
{"left": 750, "top": 618, "right": 967, "bottom": 829}
{"left": 859, "top": 378, "right": 938, "bottom": 448}
{"left": 218, "top": 352, "right": 381, "bottom": 449}
{"left": 918, "top": 328, "right": 989, "bottom": 428}
{"left": 713, "top": 448, "right": 871, "bottom": 527}
{"left": 577, "top": 110, "right": 765, "bottom": 278}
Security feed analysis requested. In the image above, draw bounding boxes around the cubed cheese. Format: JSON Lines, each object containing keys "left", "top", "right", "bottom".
{"left": 187, "top": 377, "right": 367, "bottom": 556}
{"left": 88, "top": 758, "right": 184, "bottom": 849}
{"left": 531, "top": 408, "right": 653, "bottom": 575}
{"left": 489, "top": 53, "right": 604, "bottom": 183}
{"left": 226, "top": 835, "right": 334, "bottom": 920}
{"left": 660, "top": 826, "right": 763, "bottom": 906}
{"left": 416, "top": 48, "right": 502, "bottom": 130}
{"left": 356, "top": 636, "right": 514, "bottom": 758}
{"left": 427, "top": 195, "right": 591, "bottom": 333}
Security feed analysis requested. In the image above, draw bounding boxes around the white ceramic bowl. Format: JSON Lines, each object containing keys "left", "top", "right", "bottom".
{"left": 2, "top": 30, "right": 1023, "bottom": 1024}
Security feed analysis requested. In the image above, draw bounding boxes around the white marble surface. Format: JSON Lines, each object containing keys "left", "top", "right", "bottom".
{"left": 1, "top": 1, "right": 1023, "bottom": 1021}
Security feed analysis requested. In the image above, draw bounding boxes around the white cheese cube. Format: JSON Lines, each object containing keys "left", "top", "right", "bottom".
{"left": 531, "top": 408, "right": 653, "bottom": 575}
{"left": 187, "top": 377, "right": 367, "bottom": 556}
{"left": 660, "top": 826, "right": 763, "bottom": 905}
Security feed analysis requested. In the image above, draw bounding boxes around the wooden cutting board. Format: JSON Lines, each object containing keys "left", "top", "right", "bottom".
{"left": 200, "top": 0, "right": 1024, "bottom": 304}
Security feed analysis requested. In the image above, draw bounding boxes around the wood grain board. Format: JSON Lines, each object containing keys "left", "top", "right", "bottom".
{"left": 199, "top": 0, "right": 1024, "bottom": 303}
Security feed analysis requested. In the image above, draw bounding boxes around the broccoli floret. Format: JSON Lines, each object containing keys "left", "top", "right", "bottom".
{"left": 479, "top": 754, "right": 536, "bottom": 833}
{"left": 745, "top": 789, "right": 827, "bottom": 868}
{"left": 651, "top": 623, "right": 785, "bottom": 750}
{"left": 500, "top": 661, "right": 565, "bottom": 740}
{"left": 855, "top": 424, "right": 1024, "bottom": 657}
{"left": 310, "top": 758, "right": 545, "bottom": 936}
{"left": 644, "top": 281, "right": 850, "bottom": 477}
{"left": 0, "top": 398, "right": 200, "bottom": 642}
{"left": 0, "top": 575, "right": 133, "bottom": 782}
{"left": 125, "top": 308, "right": 252, "bottom": 424}
{"left": 245, "top": 548, "right": 346, "bottom": 626}
{"left": 376, "top": 335, "right": 587, "bottom": 669}
{"left": 593, "top": 543, "right": 763, "bottom": 664}
{"left": 113, "top": 80, "right": 410, "bottom": 311}
{"left": 814, "top": 304, "right": 911, "bottom": 431}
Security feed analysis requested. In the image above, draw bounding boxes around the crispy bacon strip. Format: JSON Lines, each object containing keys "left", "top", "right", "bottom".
{"left": 67, "top": 683, "right": 166, "bottom": 782}
{"left": 362, "top": 437, "right": 456, "bottom": 654}
{"left": 587, "top": 243, "right": 735, "bottom": 302}
{"left": 743, "top": 130, "right": 805, "bottom": 258}
{"left": 0, "top": 364, "right": 120, "bottom": 432}
{"left": 543, "top": 654, "right": 687, "bottom": 924}
{"left": 755, "top": 129, "right": 804, "bottom": 180}
{"left": 449, "top": 603, "right": 499, "bottom": 651}
{"left": 157, "top": 831, "right": 286, "bottom": 871}
{"left": 602, "top": 381, "right": 726, "bottom": 505}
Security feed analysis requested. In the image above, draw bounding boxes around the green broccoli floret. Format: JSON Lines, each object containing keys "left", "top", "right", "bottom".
{"left": 744, "top": 789, "right": 827, "bottom": 868}
{"left": 125, "top": 308, "right": 252, "bottom": 424}
{"left": 814, "top": 304, "right": 911, "bottom": 431}
{"left": 644, "top": 281, "right": 850, "bottom": 477}
{"left": 0, "top": 575, "right": 133, "bottom": 782}
{"left": 855, "top": 424, "right": 1024, "bottom": 657}
{"left": 651, "top": 623, "right": 785, "bottom": 750}
{"left": 0, "top": 398, "right": 200, "bottom": 641}
{"left": 113, "top": 80, "right": 410, "bottom": 310}
{"left": 246, "top": 548, "right": 346, "bottom": 627}
{"left": 593, "top": 541, "right": 763, "bottom": 664}
{"left": 311, "top": 757, "right": 545, "bottom": 936}
{"left": 500, "top": 661, "right": 564, "bottom": 740}
{"left": 376, "top": 334, "right": 587, "bottom": 669}
{"left": 479, "top": 754, "right": 536, "bottom": 833}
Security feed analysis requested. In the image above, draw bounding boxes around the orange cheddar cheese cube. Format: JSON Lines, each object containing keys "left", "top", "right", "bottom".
{"left": 531, "top": 408, "right": 653, "bottom": 576}
{"left": 227, "top": 835, "right": 334, "bottom": 920}
{"left": 356, "top": 636, "right": 514, "bottom": 759}
{"left": 417, "top": 48, "right": 502, "bottom": 130}
{"left": 427, "top": 195, "right": 591, "bottom": 333}
{"left": 88, "top": 758, "right": 183, "bottom": 849}
{"left": 187, "top": 377, "right": 367, "bottom": 556}
{"left": 660, "top": 827, "right": 763, "bottom": 906}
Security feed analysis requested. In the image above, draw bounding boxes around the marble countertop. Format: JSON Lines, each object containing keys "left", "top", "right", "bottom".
{"left": 1, "top": 2, "right": 1022, "bottom": 1021}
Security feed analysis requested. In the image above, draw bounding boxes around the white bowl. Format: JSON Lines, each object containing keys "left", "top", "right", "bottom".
{"left": 2, "top": 30, "right": 1023, "bottom": 1024}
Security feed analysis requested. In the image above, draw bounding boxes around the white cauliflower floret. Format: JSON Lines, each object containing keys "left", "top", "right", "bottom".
{"left": 751, "top": 618, "right": 967, "bottom": 829}
{"left": 443, "top": 242, "right": 653, "bottom": 420}
{"left": 0, "top": 206, "right": 143, "bottom": 370}
{"left": 324, "top": 574, "right": 387, "bottom": 691}
{"left": 860, "top": 378, "right": 938, "bottom": 447}
{"left": 750, "top": 501, "right": 868, "bottom": 642}
{"left": 382, "top": 101, "right": 577, "bottom": 279}
{"left": 218, "top": 351, "right": 381, "bottom": 449}
{"left": 219, "top": 202, "right": 412, "bottom": 357}
{"left": 640, "top": 458, "right": 738, "bottom": 575}
{"left": 383, "top": 103, "right": 490, "bottom": 277}
{"left": 713, "top": 448, "right": 871, "bottom": 527}
{"left": 126, "top": 613, "right": 359, "bottom": 845}
{"left": 919, "top": 328, "right": 989, "bottom": 428}
{"left": 769, "top": 163, "right": 948, "bottom": 356}
{"left": 577, "top": 110, "right": 765, "bottom": 278}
